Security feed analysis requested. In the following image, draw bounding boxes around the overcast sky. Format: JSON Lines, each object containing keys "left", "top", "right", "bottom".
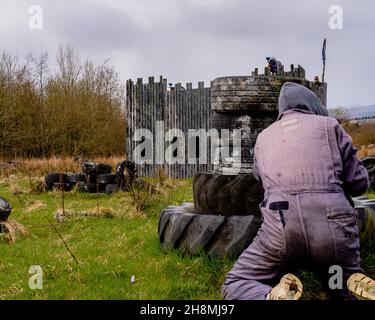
{"left": 1, "top": 0, "right": 374, "bottom": 107}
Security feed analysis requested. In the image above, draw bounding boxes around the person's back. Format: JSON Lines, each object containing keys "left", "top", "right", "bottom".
{"left": 255, "top": 111, "right": 366, "bottom": 195}
{"left": 222, "top": 82, "right": 371, "bottom": 300}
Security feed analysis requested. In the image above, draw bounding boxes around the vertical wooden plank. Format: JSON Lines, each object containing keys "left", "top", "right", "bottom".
{"left": 145, "top": 81, "right": 150, "bottom": 178}
{"left": 129, "top": 79, "right": 134, "bottom": 162}
{"left": 166, "top": 80, "right": 171, "bottom": 178}
{"left": 181, "top": 83, "right": 186, "bottom": 179}
{"left": 142, "top": 81, "right": 147, "bottom": 178}
{"left": 162, "top": 78, "right": 168, "bottom": 177}
{"left": 149, "top": 76, "right": 154, "bottom": 178}
{"left": 176, "top": 83, "right": 182, "bottom": 179}
{"left": 134, "top": 78, "right": 140, "bottom": 176}
{"left": 186, "top": 83, "right": 192, "bottom": 178}
{"left": 208, "top": 86, "right": 213, "bottom": 172}
{"left": 193, "top": 85, "right": 198, "bottom": 176}
{"left": 125, "top": 80, "right": 131, "bottom": 161}
{"left": 132, "top": 80, "right": 137, "bottom": 166}
{"left": 183, "top": 83, "right": 188, "bottom": 178}
{"left": 204, "top": 84, "right": 209, "bottom": 174}
{"left": 137, "top": 78, "right": 143, "bottom": 177}
{"left": 198, "top": 81, "right": 204, "bottom": 175}
{"left": 170, "top": 83, "right": 174, "bottom": 179}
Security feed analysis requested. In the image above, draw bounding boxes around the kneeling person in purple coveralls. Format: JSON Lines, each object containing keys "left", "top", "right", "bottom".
{"left": 222, "top": 82, "right": 375, "bottom": 300}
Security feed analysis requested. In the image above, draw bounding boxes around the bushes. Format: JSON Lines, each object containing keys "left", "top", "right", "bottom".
{"left": 0, "top": 46, "right": 125, "bottom": 159}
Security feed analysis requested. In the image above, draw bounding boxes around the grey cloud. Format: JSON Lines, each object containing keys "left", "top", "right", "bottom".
{"left": 0, "top": 0, "right": 374, "bottom": 107}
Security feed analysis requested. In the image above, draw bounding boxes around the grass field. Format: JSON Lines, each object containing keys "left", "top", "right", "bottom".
{"left": 0, "top": 173, "right": 374, "bottom": 300}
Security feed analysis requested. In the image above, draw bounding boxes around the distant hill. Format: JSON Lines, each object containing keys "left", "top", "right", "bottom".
{"left": 346, "top": 105, "right": 375, "bottom": 119}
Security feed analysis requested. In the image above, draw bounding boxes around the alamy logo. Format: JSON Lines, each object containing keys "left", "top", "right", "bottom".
{"left": 132, "top": 121, "right": 246, "bottom": 174}
{"left": 29, "top": 265, "right": 43, "bottom": 290}
{"left": 328, "top": 265, "right": 343, "bottom": 290}
{"left": 28, "top": 5, "right": 44, "bottom": 30}
{"left": 328, "top": 5, "right": 343, "bottom": 30}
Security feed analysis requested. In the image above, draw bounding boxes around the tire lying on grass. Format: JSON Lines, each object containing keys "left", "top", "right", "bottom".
{"left": 361, "top": 157, "right": 375, "bottom": 171}
{"left": 97, "top": 174, "right": 117, "bottom": 185}
{"left": 45, "top": 173, "right": 69, "bottom": 191}
{"left": 0, "top": 197, "right": 12, "bottom": 222}
{"left": 193, "top": 172, "right": 263, "bottom": 216}
{"left": 67, "top": 173, "right": 86, "bottom": 184}
{"left": 158, "top": 197, "right": 375, "bottom": 258}
{"left": 353, "top": 197, "right": 375, "bottom": 242}
{"left": 76, "top": 182, "right": 105, "bottom": 193}
{"left": 105, "top": 184, "right": 120, "bottom": 194}
{"left": 52, "top": 182, "right": 74, "bottom": 192}
{"left": 158, "top": 203, "right": 262, "bottom": 258}
{"left": 367, "top": 167, "right": 375, "bottom": 191}
{"left": 82, "top": 162, "right": 112, "bottom": 175}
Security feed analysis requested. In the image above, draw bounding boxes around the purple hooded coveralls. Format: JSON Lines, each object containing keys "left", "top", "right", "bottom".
{"left": 222, "top": 82, "right": 369, "bottom": 300}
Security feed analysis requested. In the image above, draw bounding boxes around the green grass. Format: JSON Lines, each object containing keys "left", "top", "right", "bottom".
{"left": 0, "top": 175, "right": 373, "bottom": 300}
{"left": 0, "top": 176, "right": 233, "bottom": 300}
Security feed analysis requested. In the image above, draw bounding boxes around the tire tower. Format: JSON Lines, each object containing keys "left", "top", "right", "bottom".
{"left": 158, "top": 64, "right": 327, "bottom": 258}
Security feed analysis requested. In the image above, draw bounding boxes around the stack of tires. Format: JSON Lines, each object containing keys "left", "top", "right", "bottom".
{"left": 44, "top": 162, "right": 119, "bottom": 194}
{"left": 78, "top": 162, "right": 118, "bottom": 194}
{"left": 159, "top": 76, "right": 282, "bottom": 258}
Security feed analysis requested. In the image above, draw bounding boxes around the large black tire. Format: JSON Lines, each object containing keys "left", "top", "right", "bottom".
{"left": 45, "top": 173, "right": 69, "bottom": 191}
{"left": 158, "top": 197, "right": 375, "bottom": 258}
{"left": 361, "top": 157, "right": 375, "bottom": 171}
{"left": 0, "top": 197, "right": 11, "bottom": 222}
{"left": 360, "top": 157, "right": 375, "bottom": 191}
{"left": 68, "top": 173, "right": 86, "bottom": 184}
{"left": 86, "top": 174, "right": 97, "bottom": 184}
{"left": 82, "top": 162, "right": 112, "bottom": 175}
{"left": 76, "top": 182, "right": 105, "bottom": 193}
{"left": 105, "top": 184, "right": 120, "bottom": 194}
{"left": 45, "top": 173, "right": 69, "bottom": 184}
{"left": 353, "top": 197, "right": 375, "bottom": 242}
{"left": 158, "top": 203, "right": 261, "bottom": 258}
{"left": 193, "top": 172, "right": 263, "bottom": 216}
{"left": 97, "top": 174, "right": 117, "bottom": 185}
{"left": 116, "top": 160, "right": 137, "bottom": 188}
{"left": 53, "top": 182, "right": 74, "bottom": 192}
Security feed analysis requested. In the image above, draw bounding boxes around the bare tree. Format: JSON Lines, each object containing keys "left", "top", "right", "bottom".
{"left": 329, "top": 107, "right": 351, "bottom": 124}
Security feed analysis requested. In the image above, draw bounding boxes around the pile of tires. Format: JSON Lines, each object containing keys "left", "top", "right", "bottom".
{"left": 44, "top": 162, "right": 117, "bottom": 194}
{"left": 44, "top": 160, "right": 139, "bottom": 194}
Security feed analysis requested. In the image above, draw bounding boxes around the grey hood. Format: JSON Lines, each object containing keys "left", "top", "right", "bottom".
{"left": 277, "top": 82, "right": 328, "bottom": 119}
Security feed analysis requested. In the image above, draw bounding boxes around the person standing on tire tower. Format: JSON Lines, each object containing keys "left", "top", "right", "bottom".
{"left": 221, "top": 82, "right": 373, "bottom": 300}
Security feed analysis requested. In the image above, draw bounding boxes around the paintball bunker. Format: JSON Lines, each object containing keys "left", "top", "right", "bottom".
{"left": 158, "top": 65, "right": 374, "bottom": 258}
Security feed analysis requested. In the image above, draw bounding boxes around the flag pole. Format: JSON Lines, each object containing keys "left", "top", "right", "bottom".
{"left": 322, "top": 38, "right": 327, "bottom": 83}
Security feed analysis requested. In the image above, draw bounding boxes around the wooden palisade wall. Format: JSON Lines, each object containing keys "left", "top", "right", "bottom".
{"left": 125, "top": 76, "right": 213, "bottom": 178}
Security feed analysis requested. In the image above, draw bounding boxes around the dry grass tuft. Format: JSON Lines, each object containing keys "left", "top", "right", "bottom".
{"left": 0, "top": 220, "right": 29, "bottom": 243}
{"left": 358, "top": 144, "right": 375, "bottom": 159}
{"left": 25, "top": 200, "right": 46, "bottom": 212}
{"left": 128, "top": 183, "right": 154, "bottom": 213}
{"left": 54, "top": 207, "right": 115, "bottom": 222}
